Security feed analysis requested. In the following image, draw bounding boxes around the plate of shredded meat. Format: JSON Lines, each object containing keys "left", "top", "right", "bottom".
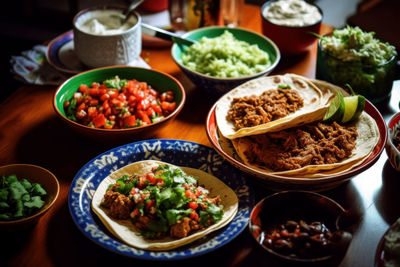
{"left": 206, "top": 77, "right": 386, "bottom": 191}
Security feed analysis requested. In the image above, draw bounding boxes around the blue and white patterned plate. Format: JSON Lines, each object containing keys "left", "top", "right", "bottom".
{"left": 68, "top": 139, "right": 254, "bottom": 260}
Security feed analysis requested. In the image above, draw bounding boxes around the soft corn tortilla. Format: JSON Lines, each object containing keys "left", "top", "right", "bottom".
{"left": 91, "top": 160, "right": 238, "bottom": 251}
{"left": 215, "top": 73, "right": 336, "bottom": 140}
{"left": 232, "top": 111, "right": 380, "bottom": 177}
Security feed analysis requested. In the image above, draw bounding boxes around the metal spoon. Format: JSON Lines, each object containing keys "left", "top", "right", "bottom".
{"left": 141, "top": 23, "right": 196, "bottom": 46}
{"left": 119, "top": 0, "right": 145, "bottom": 24}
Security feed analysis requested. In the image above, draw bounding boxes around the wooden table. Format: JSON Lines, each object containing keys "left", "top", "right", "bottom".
{"left": 1, "top": 4, "right": 399, "bottom": 267}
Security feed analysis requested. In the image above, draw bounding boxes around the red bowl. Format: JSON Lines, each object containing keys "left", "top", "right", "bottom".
{"left": 260, "top": 0, "right": 323, "bottom": 55}
{"left": 385, "top": 112, "right": 400, "bottom": 171}
{"left": 206, "top": 98, "right": 387, "bottom": 191}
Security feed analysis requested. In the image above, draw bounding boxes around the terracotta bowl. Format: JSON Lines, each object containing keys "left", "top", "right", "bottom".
{"left": 260, "top": 0, "right": 323, "bottom": 56}
{"left": 386, "top": 112, "right": 400, "bottom": 171}
{"left": 53, "top": 66, "right": 186, "bottom": 143}
{"left": 0, "top": 164, "right": 60, "bottom": 230}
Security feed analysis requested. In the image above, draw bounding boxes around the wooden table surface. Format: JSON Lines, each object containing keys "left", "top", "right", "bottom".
{"left": 2, "top": 4, "right": 400, "bottom": 267}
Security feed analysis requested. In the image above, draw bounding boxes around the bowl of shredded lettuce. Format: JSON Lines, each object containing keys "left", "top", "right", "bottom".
{"left": 316, "top": 25, "right": 397, "bottom": 104}
{"left": 171, "top": 26, "right": 280, "bottom": 96}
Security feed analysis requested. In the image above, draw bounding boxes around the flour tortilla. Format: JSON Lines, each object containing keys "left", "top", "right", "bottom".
{"left": 91, "top": 160, "right": 238, "bottom": 251}
{"left": 215, "top": 73, "right": 335, "bottom": 140}
{"left": 232, "top": 111, "right": 380, "bottom": 177}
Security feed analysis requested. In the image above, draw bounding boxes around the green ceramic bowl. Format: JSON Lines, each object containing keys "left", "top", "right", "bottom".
{"left": 53, "top": 66, "right": 185, "bottom": 143}
{"left": 171, "top": 26, "right": 280, "bottom": 97}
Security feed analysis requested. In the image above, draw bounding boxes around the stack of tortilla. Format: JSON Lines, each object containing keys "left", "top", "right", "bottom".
{"left": 215, "top": 73, "right": 380, "bottom": 178}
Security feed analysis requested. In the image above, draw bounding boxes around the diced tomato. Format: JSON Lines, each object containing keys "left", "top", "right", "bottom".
{"left": 102, "top": 100, "right": 110, "bottom": 110}
{"left": 190, "top": 210, "right": 199, "bottom": 221}
{"left": 146, "top": 107, "right": 155, "bottom": 117}
{"left": 79, "top": 84, "right": 89, "bottom": 93}
{"left": 128, "top": 95, "right": 137, "bottom": 104}
{"left": 87, "top": 107, "right": 97, "bottom": 118}
{"left": 146, "top": 199, "right": 155, "bottom": 211}
{"left": 195, "top": 188, "right": 202, "bottom": 197}
{"left": 88, "top": 88, "right": 99, "bottom": 97}
{"left": 89, "top": 99, "right": 99, "bottom": 106}
{"left": 118, "top": 93, "right": 127, "bottom": 102}
{"left": 188, "top": 201, "right": 198, "bottom": 210}
{"left": 138, "top": 99, "right": 150, "bottom": 111}
{"left": 146, "top": 172, "right": 156, "bottom": 184}
{"left": 77, "top": 102, "right": 86, "bottom": 112}
{"left": 100, "top": 93, "right": 110, "bottom": 102}
{"left": 91, "top": 82, "right": 100, "bottom": 89}
{"left": 124, "top": 115, "right": 137, "bottom": 128}
{"left": 104, "top": 107, "right": 112, "bottom": 116}
{"left": 108, "top": 89, "right": 118, "bottom": 98}
{"left": 136, "top": 110, "right": 151, "bottom": 124}
{"left": 155, "top": 178, "right": 164, "bottom": 186}
{"left": 132, "top": 208, "right": 140, "bottom": 217}
{"left": 148, "top": 88, "right": 159, "bottom": 97}
{"left": 110, "top": 98, "right": 122, "bottom": 108}
{"left": 92, "top": 114, "right": 107, "bottom": 128}
{"left": 134, "top": 89, "right": 145, "bottom": 100}
{"left": 151, "top": 103, "right": 163, "bottom": 114}
{"left": 185, "top": 190, "right": 196, "bottom": 199}
{"left": 161, "top": 101, "right": 176, "bottom": 112}
{"left": 160, "top": 91, "right": 174, "bottom": 102}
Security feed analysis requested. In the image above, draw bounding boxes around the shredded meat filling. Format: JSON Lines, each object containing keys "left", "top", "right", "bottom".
{"left": 103, "top": 190, "right": 133, "bottom": 219}
{"left": 243, "top": 121, "right": 358, "bottom": 171}
{"left": 227, "top": 88, "right": 304, "bottom": 130}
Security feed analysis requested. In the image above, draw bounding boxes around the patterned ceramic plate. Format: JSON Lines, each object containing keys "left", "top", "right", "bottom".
{"left": 68, "top": 139, "right": 254, "bottom": 260}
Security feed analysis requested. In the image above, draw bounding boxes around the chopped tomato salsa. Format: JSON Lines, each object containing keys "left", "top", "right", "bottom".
{"left": 63, "top": 76, "right": 177, "bottom": 129}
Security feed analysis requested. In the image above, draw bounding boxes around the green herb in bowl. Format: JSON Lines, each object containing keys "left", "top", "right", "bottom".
{"left": 0, "top": 174, "right": 47, "bottom": 221}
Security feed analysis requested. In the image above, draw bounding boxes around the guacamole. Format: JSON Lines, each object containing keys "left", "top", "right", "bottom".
{"left": 320, "top": 25, "right": 396, "bottom": 65}
{"left": 181, "top": 31, "right": 271, "bottom": 78}
{"left": 316, "top": 26, "right": 397, "bottom": 104}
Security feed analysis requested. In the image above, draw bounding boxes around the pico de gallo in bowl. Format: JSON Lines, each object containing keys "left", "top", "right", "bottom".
{"left": 53, "top": 66, "right": 185, "bottom": 142}
{"left": 63, "top": 76, "right": 177, "bottom": 129}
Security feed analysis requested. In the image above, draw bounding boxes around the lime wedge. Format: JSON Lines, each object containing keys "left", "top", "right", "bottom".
{"left": 323, "top": 91, "right": 345, "bottom": 123}
{"left": 341, "top": 95, "right": 365, "bottom": 123}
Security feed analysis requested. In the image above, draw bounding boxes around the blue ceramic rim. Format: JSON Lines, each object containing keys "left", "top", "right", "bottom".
{"left": 46, "top": 30, "right": 79, "bottom": 74}
{"left": 68, "top": 139, "right": 254, "bottom": 260}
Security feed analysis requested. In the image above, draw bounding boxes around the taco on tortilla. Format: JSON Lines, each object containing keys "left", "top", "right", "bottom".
{"left": 91, "top": 160, "right": 238, "bottom": 251}
{"left": 215, "top": 73, "right": 335, "bottom": 140}
{"left": 231, "top": 100, "right": 380, "bottom": 177}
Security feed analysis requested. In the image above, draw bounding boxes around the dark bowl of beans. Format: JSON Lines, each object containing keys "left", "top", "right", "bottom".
{"left": 249, "top": 191, "right": 352, "bottom": 264}
{"left": 53, "top": 66, "right": 185, "bottom": 143}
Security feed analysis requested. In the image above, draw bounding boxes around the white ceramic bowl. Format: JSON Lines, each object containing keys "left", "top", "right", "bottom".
{"left": 73, "top": 5, "right": 142, "bottom": 68}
